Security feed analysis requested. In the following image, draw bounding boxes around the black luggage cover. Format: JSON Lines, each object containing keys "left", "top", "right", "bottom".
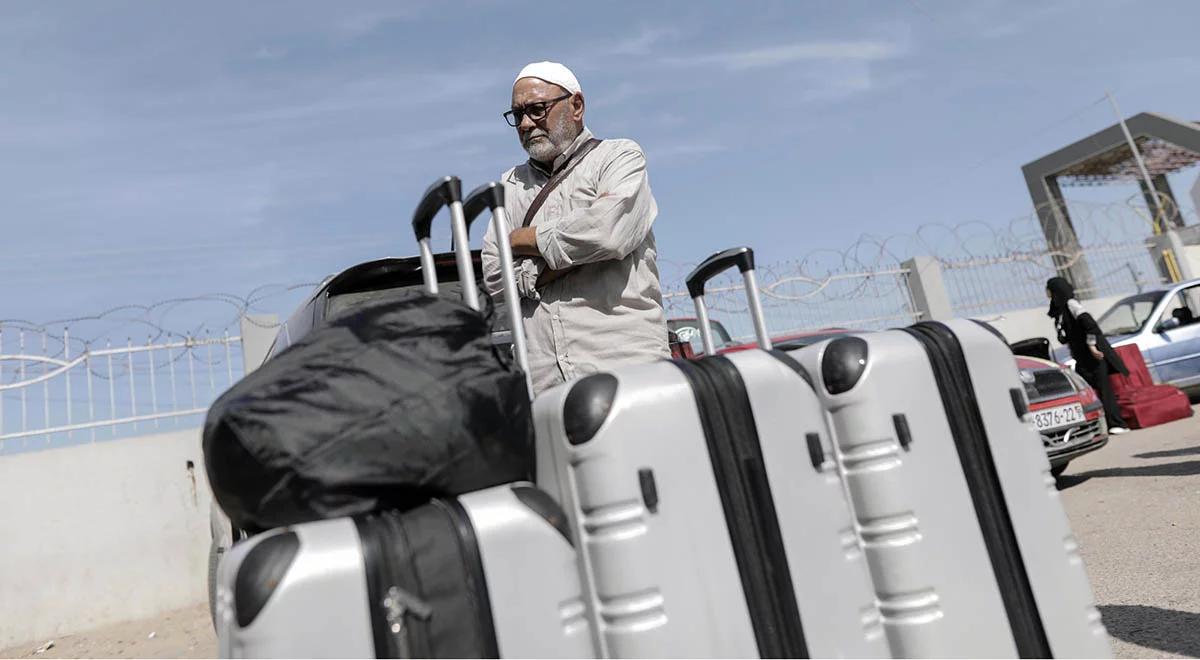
{"left": 203, "top": 291, "right": 532, "bottom": 530}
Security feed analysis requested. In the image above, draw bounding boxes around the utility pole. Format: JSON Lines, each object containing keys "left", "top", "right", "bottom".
{"left": 1106, "top": 90, "right": 1167, "bottom": 234}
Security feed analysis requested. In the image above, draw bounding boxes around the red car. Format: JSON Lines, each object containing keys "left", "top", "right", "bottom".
{"left": 666, "top": 317, "right": 1108, "bottom": 477}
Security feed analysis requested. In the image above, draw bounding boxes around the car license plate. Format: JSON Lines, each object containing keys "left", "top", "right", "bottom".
{"left": 1032, "top": 403, "right": 1085, "bottom": 431}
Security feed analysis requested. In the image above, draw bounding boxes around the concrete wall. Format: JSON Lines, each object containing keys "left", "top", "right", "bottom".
{"left": 970, "top": 294, "right": 1127, "bottom": 346}
{"left": 0, "top": 429, "right": 212, "bottom": 649}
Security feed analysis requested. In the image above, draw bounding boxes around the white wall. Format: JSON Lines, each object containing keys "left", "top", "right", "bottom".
{"left": 0, "top": 429, "right": 213, "bottom": 650}
{"left": 971, "top": 294, "right": 1128, "bottom": 346}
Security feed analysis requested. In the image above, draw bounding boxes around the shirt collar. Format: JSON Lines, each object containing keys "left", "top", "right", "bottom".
{"left": 528, "top": 126, "right": 594, "bottom": 177}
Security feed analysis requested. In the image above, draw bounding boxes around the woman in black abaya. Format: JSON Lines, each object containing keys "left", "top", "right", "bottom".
{"left": 1046, "top": 277, "right": 1130, "bottom": 434}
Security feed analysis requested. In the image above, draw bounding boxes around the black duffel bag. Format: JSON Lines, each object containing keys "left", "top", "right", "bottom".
{"left": 203, "top": 176, "right": 532, "bottom": 531}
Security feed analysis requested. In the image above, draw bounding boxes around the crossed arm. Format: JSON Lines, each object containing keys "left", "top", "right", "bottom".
{"left": 483, "top": 144, "right": 656, "bottom": 296}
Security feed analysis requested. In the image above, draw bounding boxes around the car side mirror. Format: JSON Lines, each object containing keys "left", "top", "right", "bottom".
{"left": 1159, "top": 316, "right": 1182, "bottom": 332}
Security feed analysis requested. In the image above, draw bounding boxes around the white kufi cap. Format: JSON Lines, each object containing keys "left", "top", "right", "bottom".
{"left": 514, "top": 61, "right": 582, "bottom": 95}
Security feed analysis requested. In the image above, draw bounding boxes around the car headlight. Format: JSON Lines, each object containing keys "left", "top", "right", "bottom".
{"left": 1019, "top": 369, "right": 1038, "bottom": 400}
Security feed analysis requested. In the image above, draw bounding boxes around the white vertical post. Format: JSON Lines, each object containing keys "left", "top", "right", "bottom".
{"left": 206, "top": 331, "right": 216, "bottom": 395}
{"left": 224, "top": 331, "right": 234, "bottom": 386}
{"left": 64, "top": 328, "right": 72, "bottom": 440}
{"left": 1106, "top": 91, "right": 1166, "bottom": 233}
{"left": 147, "top": 335, "right": 159, "bottom": 428}
{"left": 106, "top": 339, "right": 116, "bottom": 436}
{"left": 127, "top": 337, "right": 137, "bottom": 432}
{"left": 41, "top": 330, "right": 50, "bottom": 443}
{"left": 85, "top": 342, "right": 95, "bottom": 442}
{"left": 167, "top": 343, "right": 179, "bottom": 427}
{"left": 187, "top": 335, "right": 197, "bottom": 409}
{"left": 19, "top": 330, "right": 27, "bottom": 438}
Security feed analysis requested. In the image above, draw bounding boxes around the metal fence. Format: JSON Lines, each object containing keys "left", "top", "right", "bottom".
{"left": 662, "top": 263, "right": 921, "bottom": 342}
{"left": 941, "top": 242, "right": 1165, "bottom": 317}
{"left": 0, "top": 327, "right": 244, "bottom": 455}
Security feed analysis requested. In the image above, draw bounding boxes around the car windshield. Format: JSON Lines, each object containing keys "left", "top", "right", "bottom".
{"left": 1097, "top": 290, "right": 1167, "bottom": 336}
{"left": 668, "top": 318, "right": 734, "bottom": 353}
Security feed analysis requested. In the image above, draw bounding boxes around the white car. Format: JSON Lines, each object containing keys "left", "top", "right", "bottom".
{"left": 1055, "top": 278, "right": 1200, "bottom": 393}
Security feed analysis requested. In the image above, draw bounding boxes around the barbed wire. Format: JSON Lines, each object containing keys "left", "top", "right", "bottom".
{"left": 2, "top": 196, "right": 1192, "bottom": 358}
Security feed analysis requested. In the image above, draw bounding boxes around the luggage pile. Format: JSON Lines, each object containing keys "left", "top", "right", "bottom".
{"left": 204, "top": 175, "right": 1112, "bottom": 658}
{"left": 1108, "top": 344, "right": 1194, "bottom": 429}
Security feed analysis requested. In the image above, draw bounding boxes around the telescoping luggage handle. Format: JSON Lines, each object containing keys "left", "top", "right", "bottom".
{"left": 685, "top": 246, "right": 772, "bottom": 355}
{"left": 411, "top": 175, "right": 480, "bottom": 311}
{"left": 462, "top": 181, "right": 533, "bottom": 398}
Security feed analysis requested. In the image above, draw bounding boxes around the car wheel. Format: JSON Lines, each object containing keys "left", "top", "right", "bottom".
{"left": 1050, "top": 463, "right": 1068, "bottom": 478}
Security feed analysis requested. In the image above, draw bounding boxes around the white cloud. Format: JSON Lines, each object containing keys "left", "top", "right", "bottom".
{"left": 664, "top": 39, "right": 904, "bottom": 71}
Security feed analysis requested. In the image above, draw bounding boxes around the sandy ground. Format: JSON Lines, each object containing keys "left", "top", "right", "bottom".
{"left": 0, "top": 603, "right": 215, "bottom": 658}
{"left": 3, "top": 407, "right": 1199, "bottom": 659}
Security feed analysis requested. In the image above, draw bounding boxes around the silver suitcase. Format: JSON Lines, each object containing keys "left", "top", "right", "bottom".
{"left": 789, "top": 319, "right": 1110, "bottom": 658}
{"left": 215, "top": 484, "right": 592, "bottom": 658}
{"left": 215, "top": 177, "right": 590, "bottom": 658}
{"left": 534, "top": 247, "right": 888, "bottom": 658}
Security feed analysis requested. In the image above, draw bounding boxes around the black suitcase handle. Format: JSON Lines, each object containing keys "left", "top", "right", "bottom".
{"left": 684, "top": 246, "right": 772, "bottom": 354}
{"left": 410, "top": 175, "right": 479, "bottom": 310}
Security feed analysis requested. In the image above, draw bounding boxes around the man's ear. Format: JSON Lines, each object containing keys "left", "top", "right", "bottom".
{"left": 571, "top": 92, "right": 585, "bottom": 122}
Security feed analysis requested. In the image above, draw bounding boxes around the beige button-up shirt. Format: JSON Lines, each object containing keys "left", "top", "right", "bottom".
{"left": 482, "top": 127, "right": 670, "bottom": 394}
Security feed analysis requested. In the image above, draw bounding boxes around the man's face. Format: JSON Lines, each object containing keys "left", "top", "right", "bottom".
{"left": 511, "top": 77, "right": 582, "bottom": 162}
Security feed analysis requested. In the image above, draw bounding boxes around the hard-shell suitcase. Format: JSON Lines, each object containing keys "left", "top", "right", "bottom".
{"left": 214, "top": 177, "right": 588, "bottom": 658}
{"left": 533, "top": 247, "right": 887, "bottom": 658}
{"left": 215, "top": 484, "right": 592, "bottom": 658}
{"left": 789, "top": 319, "right": 1111, "bottom": 658}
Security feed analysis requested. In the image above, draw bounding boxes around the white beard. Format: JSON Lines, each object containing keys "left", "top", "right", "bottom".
{"left": 522, "top": 114, "right": 579, "bottom": 163}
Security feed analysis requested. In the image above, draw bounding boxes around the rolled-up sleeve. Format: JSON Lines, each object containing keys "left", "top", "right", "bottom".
{"left": 535, "top": 145, "right": 657, "bottom": 271}
{"left": 481, "top": 219, "right": 503, "bottom": 297}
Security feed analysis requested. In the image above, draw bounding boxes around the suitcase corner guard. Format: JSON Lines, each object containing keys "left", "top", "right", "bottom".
{"left": 234, "top": 531, "right": 300, "bottom": 628}
{"left": 563, "top": 373, "right": 618, "bottom": 445}
{"left": 821, "top": 336, "right": 869, "bottom": 394}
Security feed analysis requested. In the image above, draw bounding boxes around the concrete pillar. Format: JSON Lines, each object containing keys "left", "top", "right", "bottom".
{"left": 1148, "top": 230, "right": 1198, "bottom": 284}
{"left": 903, "top": 256, "right": 955, "bottom": 321}
{"left": 1137, "top": 173, "right": 1185, "bottom": 231}
{"left": 239, "top": 314, "right": 279, "bottom": 376}
{"left": 1024, "top": 174, "right": 1096, "bottom": 292}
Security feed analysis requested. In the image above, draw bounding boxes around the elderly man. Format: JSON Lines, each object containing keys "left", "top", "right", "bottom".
{"left": 482, "top": 61, "right": 669, "bottom": 394}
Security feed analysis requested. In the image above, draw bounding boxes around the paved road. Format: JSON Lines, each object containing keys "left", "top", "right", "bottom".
{"left": 4, "top": 407, "right": 1198, "bottom": 659}
{"left": 1058, "top": 405, "right": 1200, "bottom": 658}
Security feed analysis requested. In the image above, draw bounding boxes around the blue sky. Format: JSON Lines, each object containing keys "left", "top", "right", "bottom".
{"left": 3, "top": 0, "right": 1199, "bottom": 336}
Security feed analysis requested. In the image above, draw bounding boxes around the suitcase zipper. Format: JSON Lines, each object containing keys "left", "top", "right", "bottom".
{"left": 356, "top": 512, "right": 433, "bottom": 658}
{"left": 903, "top": 322, "right": 1051, "bottom": 658}
{"left": 674, "top": 356, "right": 809, "bottom": 659}
{"left": 433, "top": 498, "right": 501, "bottom": 659}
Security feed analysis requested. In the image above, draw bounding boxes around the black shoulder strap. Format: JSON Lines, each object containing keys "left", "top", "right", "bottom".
{"left": 522, "top": 138, "right": 603, "bottom": 227}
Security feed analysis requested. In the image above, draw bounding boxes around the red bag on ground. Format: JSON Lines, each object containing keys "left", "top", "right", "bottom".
{"left": 1118, "top": 385, "right": 1193, "bottom": 428}
{"left": 1109, "top": 344, "right": 1154, "bottom": 397}
{"left": 1108, "top": 344, "right": 1193, "bottom": 428}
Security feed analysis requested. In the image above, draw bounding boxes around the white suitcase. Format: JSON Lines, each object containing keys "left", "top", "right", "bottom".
{"left": 533, "top": 247, "right": 888, "bottom": 658}
{"left": 215, "top": 484, "right": 592, "bottom": 658}
{"left": 215, "top": 177, "right": 589, "bottom": 658}
{"left": 789, "top": 319, "right": 1111, "bottom": 658}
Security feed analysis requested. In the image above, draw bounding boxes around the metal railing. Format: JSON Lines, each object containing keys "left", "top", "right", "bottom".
{"left": 662, "top": 264, "right": 920, "bottom": 342}
{"left": 941, "top": 242, "right": 1165, "bottom": 317}
{"left": 0, "top": 327, "right": 243, "bottom": 454}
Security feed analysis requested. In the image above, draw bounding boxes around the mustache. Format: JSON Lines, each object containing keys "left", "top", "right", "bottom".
{"left": 521, "top": 128, "right": 550, "bottom": 146}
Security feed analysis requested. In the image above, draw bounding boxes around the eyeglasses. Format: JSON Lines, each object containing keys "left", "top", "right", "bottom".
{"left": 503, "top": 93, "right": 572, "bottom": 127}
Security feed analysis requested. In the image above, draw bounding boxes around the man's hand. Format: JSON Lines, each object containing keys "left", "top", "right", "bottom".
{"left": 1090, "top": 345, "right": 1104, "bottom": 360}
{"left": 510, "top": 227, "right": 541, "bottom": 257}
{"left": 537, "top": 266, "right": 573, "bottom": 289}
